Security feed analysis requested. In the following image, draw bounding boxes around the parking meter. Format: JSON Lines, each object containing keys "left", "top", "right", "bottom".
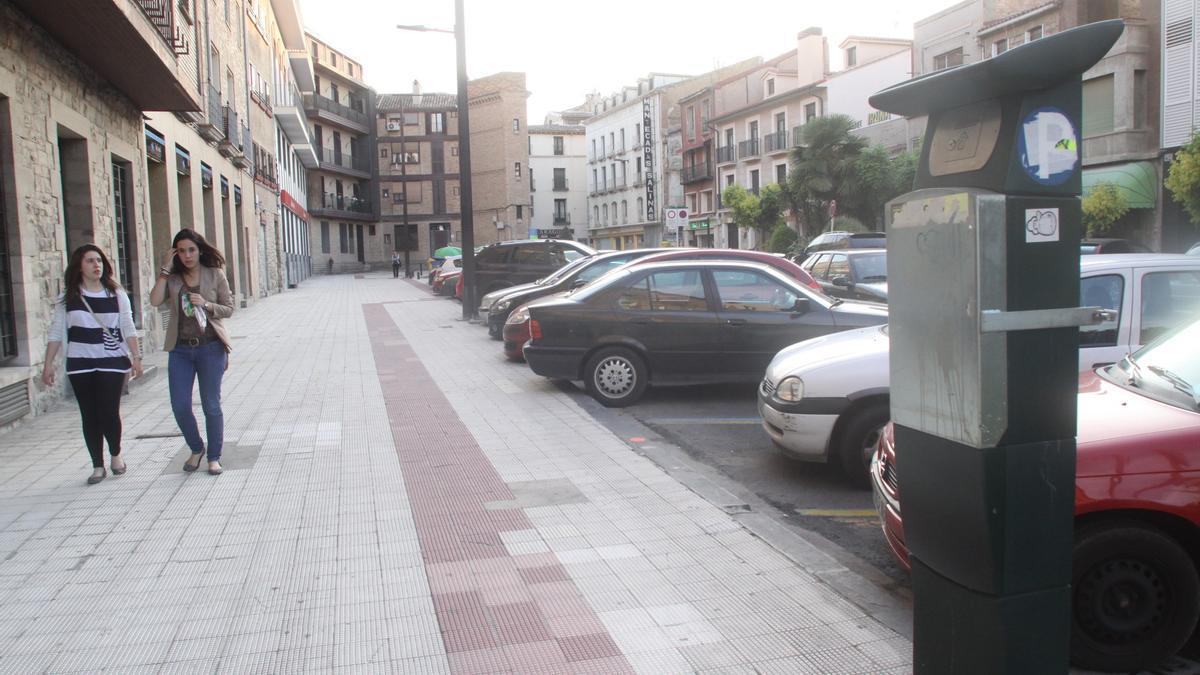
{"left": 869, "top": 20, "right": 1123, "bottom": 674}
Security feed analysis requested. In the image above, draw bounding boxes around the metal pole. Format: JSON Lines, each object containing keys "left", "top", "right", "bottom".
{"left": 455, "top": 0, "right": 476, "bottom": 320}
{"left": 400, "top": 100, "right": 411, "bottom": 277}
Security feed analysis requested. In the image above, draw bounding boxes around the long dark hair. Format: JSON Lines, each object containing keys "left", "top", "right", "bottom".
{"left": 64, "top": 244, "right": 120, "bottom": 304}
{"left": 170, "top": 228, "right": 225, "bottom": 273}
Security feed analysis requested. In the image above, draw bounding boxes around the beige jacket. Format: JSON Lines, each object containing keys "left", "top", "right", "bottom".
{"left": 158, "top": 266, "right": 235, "bottom": 352}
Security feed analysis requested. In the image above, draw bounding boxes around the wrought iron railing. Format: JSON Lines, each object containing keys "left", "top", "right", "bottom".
{"left": 764, "top": 130, "right": 789, "bottom": 153}
{"left": 681, "top": 163, "right": 712, "bottom": 184}
{"left": 320, "top": 147, "right": 370, "bottom": 172}
{"left": 319, "top": 193, "right": 372, "bottom": 214}
{"left": 738, "top": 138, "right": 760, "bottom": 159}
{"left": 306, "top": 93, "right": 368, "bottom": 127}
{"left": 134, "top": 0, "right": 189, "bottom": 54}
{"left": 715, "top": 146, "right": 736, "bottom": 164}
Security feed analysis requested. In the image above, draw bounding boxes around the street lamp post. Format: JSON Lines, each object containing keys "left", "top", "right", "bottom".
{"left": 397, "top": 0, "right": 476, "bottom": 320}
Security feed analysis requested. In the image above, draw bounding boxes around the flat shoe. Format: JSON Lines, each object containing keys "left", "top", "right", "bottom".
{"left": 87, "top": 469, "right": 106, "bottom": 485}
{"left": 183, "top": 454, "right": 203, "bottom": 472}
{"left": 207, "top": 463, "right": 223, "bottom": 475}
{"left": 111, "top": 460, "right": 126, "bottom": 475}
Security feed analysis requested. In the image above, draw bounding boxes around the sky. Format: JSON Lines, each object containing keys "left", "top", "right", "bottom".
{"left": 298, "top": 0, "right": 957, "bottom": 122}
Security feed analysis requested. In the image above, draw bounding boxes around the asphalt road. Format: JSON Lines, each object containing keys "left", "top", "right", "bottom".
{"left": 554, "top": 378, "right": 911, "bottom": 588}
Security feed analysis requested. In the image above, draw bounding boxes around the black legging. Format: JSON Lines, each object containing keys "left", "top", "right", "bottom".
{"left": 68, "top": 371, "right": 126, "bottom": 468}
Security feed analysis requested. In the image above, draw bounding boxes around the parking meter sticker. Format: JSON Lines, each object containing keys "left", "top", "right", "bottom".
{"left": 1018, "top": 106, "right": 1078, "bottom": 185}
{"left": 1026, "top": 208, "right": 1060, "bottom": 243}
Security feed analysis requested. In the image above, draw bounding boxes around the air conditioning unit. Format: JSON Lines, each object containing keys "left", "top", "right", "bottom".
{"left": 496, "top": 221, "right": 505, "bottom": 229}
{"left": 386, "top": 120, "right": 402, "bottom": 131}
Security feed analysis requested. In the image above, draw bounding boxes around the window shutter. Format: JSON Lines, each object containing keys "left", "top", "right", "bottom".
{"left": 1164, "top": 0, "right": 1195, "bottom": 147}
{"left": 1081, "top": 76, "right": 1115, "bottom": 137}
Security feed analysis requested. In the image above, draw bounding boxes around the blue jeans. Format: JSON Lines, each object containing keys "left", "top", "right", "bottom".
{"left": 168, "top": 341, "right": 227, "bottom": 461}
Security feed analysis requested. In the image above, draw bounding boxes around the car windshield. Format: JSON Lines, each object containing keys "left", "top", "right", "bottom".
{"left": 1110, "top": 318, "right": 1200, "bottom": 410}
{"left": 850, "top": 253, "right": 886, "bottom": 282}
{"left": 539, "top": 254, "right": 592, "bottom": 285}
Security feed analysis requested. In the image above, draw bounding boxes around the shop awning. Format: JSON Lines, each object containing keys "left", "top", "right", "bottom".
{"left": 1082, "top": 161, "right": 1157, "bottom": 209}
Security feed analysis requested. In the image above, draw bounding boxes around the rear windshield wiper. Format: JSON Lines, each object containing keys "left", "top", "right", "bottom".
{"left": 1147, "top": 365, "right": 1200, "bottom": 408}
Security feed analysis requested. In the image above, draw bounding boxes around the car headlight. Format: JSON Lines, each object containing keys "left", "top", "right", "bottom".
{"left": 493, "top": 298, "right": 512, "bottom": 313}
{"left": 775, "top": 376, "right": 804, "bottom": 402}
{"left": 506, "top": 306, "right": 530, "bottom": 325}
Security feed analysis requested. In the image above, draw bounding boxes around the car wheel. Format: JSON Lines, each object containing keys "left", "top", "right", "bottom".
{"left": 837, "top": 402, "right": 889, "bottom": 488}
{"left": 584, "top": 347, "right": 648, "bottom": 408}
{"left": 1071, "top": 521, "right": 1200, "bottom": 672}
{"left": 488, "top": 323, "right": 502, "bottom": 340}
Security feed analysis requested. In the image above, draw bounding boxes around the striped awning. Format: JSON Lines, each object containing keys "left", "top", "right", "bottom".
{"left": 1082, "top": 161, "right": 1157, "bottom": 209}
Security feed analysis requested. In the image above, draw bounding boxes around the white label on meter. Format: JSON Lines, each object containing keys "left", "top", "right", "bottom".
{"left": 1025, "top": 208, "right": 1060, "bottom": 243}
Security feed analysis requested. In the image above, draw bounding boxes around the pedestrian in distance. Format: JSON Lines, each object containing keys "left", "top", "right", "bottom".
{"left": 392, "top": 251, "right": 402, "bottom": 278}
{"left": 42, "top": 244, "right": 143, "bottom": 485}
{"left": 149, "top": 229, "right": 234, "bottom": 476}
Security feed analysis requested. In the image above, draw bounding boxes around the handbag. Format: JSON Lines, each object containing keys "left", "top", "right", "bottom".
{"left": 79, "top": 293, "right": 133, "bottom": 395}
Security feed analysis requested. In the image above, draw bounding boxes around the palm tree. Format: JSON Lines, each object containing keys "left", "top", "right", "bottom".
{"left": 787, "top": 114, "right": 867, "bottom": 239}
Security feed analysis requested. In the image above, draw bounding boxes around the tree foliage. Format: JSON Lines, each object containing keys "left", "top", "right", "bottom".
{"left": 1165, "top": 131, "right": 1200, "bottom": 225}
{"left": 721, "top": 183, "right": 787, "bottom": 248}
{"left": 1081, "top": 182, "right": 1129, "bottom": 236}
{"left": 766, "top": 223, "right": 798, "bottom": 253}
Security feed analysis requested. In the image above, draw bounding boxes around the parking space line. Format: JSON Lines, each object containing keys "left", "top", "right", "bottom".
{"left": 796, "top": 509, "right": 879, "bottom": 518}
{"left": 642, "top": 417, "right": 762, "bottom": 425}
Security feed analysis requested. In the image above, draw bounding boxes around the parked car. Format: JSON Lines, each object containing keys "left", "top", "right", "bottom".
{"left": 1080, "top": 237, "right": 1153, "bottom": 254}
{"left": 1187, "top": 241, "right": 1200, "bottom": 256}
{"left": 758, "top": 254, "right": 1200, "bottom": 486}
{"left": 473, "top": 239, "right": 595, "bottom": 300}
{"left": 478, "top": 255, "right": 596, "bottom": 325}
{"left": 799, "top": 248, "right": 888, "bottom": 302}
{"left": 437, "top": 269, "right": 462, "bottom": 297}
{"left": 802, "top": 231, "right": 886, "bottom": 257}
{"left": 629, "top": 248, "right": 823, "bottom": 292}
{"left": 486, "top": 249, "right": 672, "bottom": 342}
{"left": 871, "top": 317, "right": 1200, "bottom": 673}
{"left": 428, "top": 255, "right": 461, "bottom": 288}
{"left": 519, "top": 260, "right": 887, "bottom": 407}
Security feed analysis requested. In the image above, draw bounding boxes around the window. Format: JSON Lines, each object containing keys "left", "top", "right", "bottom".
{"left": 516, "top": 205, "right": 523, "bottom": 221}
{"left": 1082, "top": 75, "right": 1115, "bottom": 137}
{"left": 1139, "top": 271, "right": 1200, "bottom": 343}
{"left": 846, "top": 47, "right": 857, "bottom": 67}
{"left": 712, "top": 270, "right": 799, "bottom": 313}
{"left": 826, "top": 254, "right": 851, "bottom": 280}
{"left": 512, "top": 244, "right": 554, "bottom": 265}
{"left": 620, "top": 129, "right": 626, "bottom": 153}
{"left": 430, "top": 113, "right": 445, "bottom": 134}
{"left": 636, "top": 197, "right": 643, "bottom": 222}
{"left": 513, "top": 162, "right": 521, "bottom": 178}
{"left": 554, "top": 199, "right": 567, "bottom": 219}
{"left": 933, "top": 47, "right": 964, "bottom": 71}
{"left": 320, "top": 221, "right": 330, "bottom": 253}
{"left": 621, "top": 201, "right": 628, "bottom": 224}
{"left": 450, "top": 145, "right": 458, "bottom": 157}
{"left": 766, "top": 78, "right": 775, "bottom": 96}
{"left": 330, "top": 51, "right": 338, "bottom": 67}
{"left": 804, "top": 102, "right": 818, "bottom": 122}
{"left": 553, "top": 168, "right": 567, "bottom": 190}
{"left": 617, "top": 271, "right": 709, "bottom": 312}
{"left": 339, "top": 223, "right": 348, "bottom": 253}
{"left": 750, "top": 169, "right": 760, "bottom": 194}
{"left": 380, "top": 148, "right": 389, "bottom": 158}
{"left": 593, "top": 205, "right": 599, "bottom": 224}
{"left": 749, "top": 121, "right": 759, "bottom": 140}
{"left": 602, "top": 204, "right": 609, "bottom": 224}
{"left": 775, "top": 164, "right": 787, "bottom": 185}
{"left": 512, "top": 118, "right": 520, "bottom": 133}
{"left": 992, "top": 38, "right": 1008, "bottom": 57}
{"left": 775, "top": 112, "right": 786, "bottom": 134}
{"left": 1080, "top": 275, "right": 1122, "bottom": 347}
{"left": 553, "top": 136, "right": 564, "bottom": 155}
{"left": 686, "top": 106, "right": 696, "bottom": 138}
{"left": 1027, "top": 25, "right": 1043, "bottom": 42}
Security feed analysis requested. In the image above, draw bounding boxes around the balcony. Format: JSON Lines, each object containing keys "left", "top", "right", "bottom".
{"left": 764, "top": 130, "right": 789, "bottom": 154}
{"left": 231, "top": 124, "right": 252, "bottom": 169}
{"left": 738, "top": 138, "right": 761, "bottom": 159}
{"left": 553, "top": 179, "right": 569, "bottom": 191}
{"left": 319, "top": 147, "right": 371, "bottom": 177}
{"left": 218, "top": 106, "right": 240, "bottom": 158}
{"left": 198, "top": 84, "right": 225, "bottom": 143}
{"left": 716, "top": 146, "right": 736, "bottom": 164}
{"left": 553, "top": 214, "right": 571, "bottom": 226}
{"left": 277, "top": 85, "right": 318, "bottom": 168}
{"left": 311, "top": 192, "right": 374, "bottom": 220}
{"left": 12, "top": 0, "right": 202, "bottom": 111}
{"left": 304, "top": 93, "right": 370, "bottom": 133}
{"left": 681, "top": 163, "right": 712, "bottom": 184}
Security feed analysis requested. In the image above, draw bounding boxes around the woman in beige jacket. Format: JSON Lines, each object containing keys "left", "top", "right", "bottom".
{"left": 149, "top": 229, "right": 234, "bottom": 475}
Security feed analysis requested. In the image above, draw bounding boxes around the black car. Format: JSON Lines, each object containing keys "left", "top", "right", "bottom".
{"left": 482, "top": 249, "right": 671, "bottom": 338}
{"left": 799, "top": 248, "right": 888, "bottom": 302}
{"left": 1080, "top": 238, "right": 1153, "bottom": 254}
{"left": 473, "top": 239, "right": 596, "bottom": 301}
{"left": 520, "top": 260, "right": 888, "bottom": 407}
{"left": 801, "top": 231, "right": 886, "bottom": 256}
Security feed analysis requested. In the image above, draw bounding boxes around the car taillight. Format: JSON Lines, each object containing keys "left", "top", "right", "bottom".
{"left": 529, "top": 319, "right": 542, "bottom": 340}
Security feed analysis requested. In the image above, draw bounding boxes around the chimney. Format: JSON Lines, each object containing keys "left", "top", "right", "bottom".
{"left": 412, "top": 80, "right": 422, "bottom": 95}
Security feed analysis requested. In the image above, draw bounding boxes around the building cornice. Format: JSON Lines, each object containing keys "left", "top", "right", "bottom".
{"left": 708, "top": 82, "right": 825, "bottom": 126}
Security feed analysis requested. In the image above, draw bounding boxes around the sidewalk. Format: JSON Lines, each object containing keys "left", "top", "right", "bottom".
{"left": 0, "top": 273, "right": 911, "bottom": 674}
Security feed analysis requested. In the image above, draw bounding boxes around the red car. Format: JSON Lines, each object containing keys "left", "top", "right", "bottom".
{"left": 501, "top": 303, "right": 533, "bottom": 360}
{"left": 631, "top": 249, "right": 823, "bottom": 293}
{"left": 871, "top": 318, "right": 1200, "bottom": 672}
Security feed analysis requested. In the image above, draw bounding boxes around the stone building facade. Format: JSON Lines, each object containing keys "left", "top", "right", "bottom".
{"left": 528, "top": 125, "right": 587, "bottom": 241}
{"left": 466, "top": 73, "right": 532, "bottom": 245}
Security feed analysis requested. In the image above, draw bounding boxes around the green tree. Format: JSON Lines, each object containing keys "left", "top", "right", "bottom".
{"left": 721, "top": 183, "right": 787, "bottom": 248}
{"left": 766, "top": 223, "right": 798, "bottom": 253}
{"left": 1081, "top": 182, "right": 1129, "bottom": 236}
{"left": 1165, "top": 131, "right": 1200, "bottom": 224}
{"left": 786, "top": 114, "right": 866, "bottom": 238}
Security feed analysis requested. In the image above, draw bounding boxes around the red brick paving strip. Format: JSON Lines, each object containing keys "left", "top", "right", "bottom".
{"left": 364, "top": 304, "right": 635, "bottom": 674}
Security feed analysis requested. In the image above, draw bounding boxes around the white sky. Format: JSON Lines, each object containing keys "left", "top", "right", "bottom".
{"left": 298, "top": 0, "right": 956, "bottom": 121}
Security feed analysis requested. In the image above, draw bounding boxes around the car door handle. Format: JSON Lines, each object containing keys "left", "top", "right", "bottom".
{"left": 725, "top": 318, "right": 747, "bottom": 326}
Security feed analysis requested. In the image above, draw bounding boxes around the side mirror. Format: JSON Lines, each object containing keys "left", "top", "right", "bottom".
{"left": 831, "top": 275, "right": 852, "bottom": 288}
{"left": 791, "top": 298, "right": 811, "bottom": 314}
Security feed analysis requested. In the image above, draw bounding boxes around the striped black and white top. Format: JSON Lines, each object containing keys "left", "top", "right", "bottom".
{"left": 48, "top": 288, "right": 137, "bottom": 375}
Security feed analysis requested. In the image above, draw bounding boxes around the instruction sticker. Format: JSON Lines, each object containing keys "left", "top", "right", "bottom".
{"left": 1025, "top": 208, "right": 1060, "bottom": 243}
{"left": 1018, "top": 106, "right": 1078, "bottom": 186}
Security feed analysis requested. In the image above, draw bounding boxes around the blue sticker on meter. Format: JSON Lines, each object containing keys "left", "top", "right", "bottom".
{"left": 1017, "top": 106, "right": 1078, "bottom": 185}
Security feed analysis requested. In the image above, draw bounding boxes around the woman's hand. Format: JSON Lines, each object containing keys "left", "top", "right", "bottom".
{"left": 187, "top": 293, "right": 206, "bottom": 309}
{"left": 130, "top": 358, "right": 144, "bottom": 379}
{"left": 160, "top": 248, "right": 177, "bottom": 269}
{"left": 41, "top": 364, "right": 55, "bottom": 387}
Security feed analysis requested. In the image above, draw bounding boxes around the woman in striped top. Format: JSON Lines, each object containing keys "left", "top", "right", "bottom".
{"left": 42, "top": 245, "right": 143, "bottom": 484}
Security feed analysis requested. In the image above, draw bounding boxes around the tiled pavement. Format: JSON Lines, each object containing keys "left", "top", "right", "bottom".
{"left": 0, "top": 273, "right": 911, "bottom": 674}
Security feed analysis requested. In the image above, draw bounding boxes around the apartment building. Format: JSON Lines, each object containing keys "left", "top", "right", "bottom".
{"left": 376, "top": 87, "right": 460, "bottom": 263}
{"left": 826, "top": 38, "right": 918, "bottom": 155}
{"left": 304, "top": 34, "right": 379, "bottom": 273}
{"left": 466, "top": 73, "right": 532, "bottom": 245}
{"left": 679, "top": 87, "right": 718, "bottom": 246}
{"left": 529, "top": 125, "right": 587, "bottom": 240}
